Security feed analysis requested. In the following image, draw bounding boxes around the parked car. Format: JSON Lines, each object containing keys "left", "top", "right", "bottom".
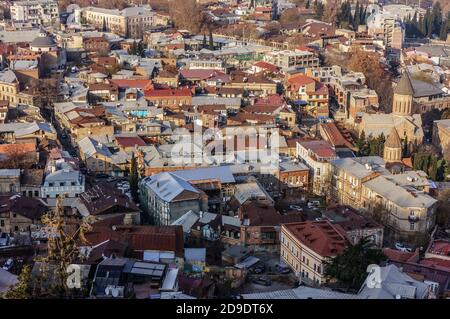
{"left": 61, "top": 133, "right": 68, "bottom": 139}
{"left": 95, "top": 173, "right": 109, "bottom": 179}
{"left": 2, "top": 258, "right": 14, "bottom": 271}
{"left": 250, "top": 264, "right": 266, "bottom": 274}
{"left": 308, "top": 200, "right": 320, "bottom": 208}
{"left": 395, "top": 242, "right": 412, "bottom": 252}
{"left": 275, "top": 263, "right": 291, "bottom": 274}
{"left": 289, "top": 205, "right": 303, "bottom": 211}
{"left": 252, "top": 277, "right": 271, "bottom": 286}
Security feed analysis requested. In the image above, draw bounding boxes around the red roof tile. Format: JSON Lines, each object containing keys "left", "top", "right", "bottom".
{"left": 110, "top": 79, "right": 154, "bottom": 90}
{"left": 282, "top": 220, "right": 348, "bottom": 257}
{"left": 115, "top": 136, "right": 146, "bottom": 148}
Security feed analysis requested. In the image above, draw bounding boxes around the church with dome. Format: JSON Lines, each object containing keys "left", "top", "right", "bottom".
{"left": 30, "top": 29, "right": 58, "bottom": 52}
{"left": 358, "top": 71, "right": 425, "bottom": 151}
{"left": 27, "top": 29, "right": 66, "bottom": 73}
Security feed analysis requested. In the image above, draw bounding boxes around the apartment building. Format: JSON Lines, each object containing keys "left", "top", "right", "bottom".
{"left": 361, "top": 175, "right": 437, "bottom": 236}
{"left": 296, "top": 140, "right": 338, "bottom": 196}
{"left": 330, "top": 156, "right": 437, "bottom": 237}
{"left": 263, "top": 50, "right": 319, "bottom": 71}
{"left": 285, "top": 74, "right": 329, "bottom": 118}
{"left": 329, "top": 70, "right": 367, "bottom": 120}
{"left": 11, "top": 0, "right": 59, "bottom": 25}
{"left": 281, "top": 220, "right": 348, "bottom": 286}
{"left": 367, "top": 13, "right": 404, "bottom": 50}
{"left": 186, "top": 59, "right": 225, "bottom": 70}
{"left": 0, "top": 70, "right": 20, "bottom": 105}
{"left": 331, "top": 157, "right": 389, "bottom": 208}
{"left": 432, "top": 119, "right": 450, "bottom": 161}
{"left": 76, "top": 6, "right": 155, "bottom": 39}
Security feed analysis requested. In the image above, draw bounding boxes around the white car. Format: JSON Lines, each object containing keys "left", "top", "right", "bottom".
{"left": 289, "top": 205, "right": 303, "bottom": 211}
{"left": 2, "top": 258, "right": 13, "bottom": 271}
{"left": 395, "top": 243, "right": 412, "bottom": 252}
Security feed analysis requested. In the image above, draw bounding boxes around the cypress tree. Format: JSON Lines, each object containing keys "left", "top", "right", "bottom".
{"left": 429, "top": 156, "right": 438, "bottom": 181}
{"left": 354, "top": 2, "right": 361, "bottom": 29}
{"left": 129, "top": 153, "right": 139, "bottom": 203}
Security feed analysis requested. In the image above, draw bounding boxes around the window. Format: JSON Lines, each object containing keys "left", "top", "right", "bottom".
{"left": 0, "top": 220, "right": 4, "bottom": 227}
{"left": 410, "top": 223, "right": 415, "bottom": 231}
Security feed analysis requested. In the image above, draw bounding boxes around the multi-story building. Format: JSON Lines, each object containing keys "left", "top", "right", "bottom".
{"left": 139, "top": 172, "right": 206, "bottom": 226}
{"left": 0, "top": 70, "right": 20, "bottom": 105}
{"left": 285, "top": 74, "right": 329, "bottom": 118}
{"left": 140, "top": 167, "right": 235, "bottom": 225}
{"left": 76, "top": 6, "right": 155, "bottom": 39}
{"left": 186, "top": 59, "right": 225, "bottom": 70}
{"left": 367, "top": 13, "right": 404, "bottom": 50}
{"left": 263, "top": 50, "right": 319, "bottom": 71}
{"left": 361, "top": 174, "right": 437, "bottom": 237}
{"left": 10, "top": 0, "right": 59, "bottom": 26}
{"left": 331, "top": 156, "right": 389, "bottom": 208}
{"left": 280, "top": 220, "right": 348, "bottom": 286}
{"left": 330, "top": 155, "right": 436, "bottom": 238}
{"left": 296, "top": 140, "right": 338, "bottom": 196}
{"left": 432, "top": 119, "right": 450, "bottom": 161}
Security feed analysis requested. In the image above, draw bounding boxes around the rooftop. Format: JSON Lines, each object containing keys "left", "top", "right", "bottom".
{"left": 282, "top": 220, "right": 348, "bottom": 257}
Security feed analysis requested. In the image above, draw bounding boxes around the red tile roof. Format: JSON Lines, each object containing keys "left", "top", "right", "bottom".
{"left": 320, "top": 122, "right": 354, "bottom": 149}
{"left": 383, "top": 248, "right": 419, "bottom": 264}
{"left": 180, "top": 69, "right": 230, "bottom": 82}
{"left": 420, "top": 258, "right": 450, "bottom": 271}
{"left": 428, "top": 239, "right": 450, "bottom": 257}
{"left": 110, "top": 79, "right": 154, "bottom": 90}
{"left": 298, "top": 140, "right": 336, "bottom": 158}
{"left": 282, "top": 220, "right": 348, "bottom": 257}
{"left": 253, "top": 61, "right": 279, "bottom": 73}
{"left": 115, "top": 136, "right": 146, "bottom": 148}
{"left": 85, "top": 223, "right": 184, "bottom": 257}
{"left": 287, "top": 74, "right": 315, "bottom": 86}
{"left": 145, "top": 87, "right": 192, "bottom": 97}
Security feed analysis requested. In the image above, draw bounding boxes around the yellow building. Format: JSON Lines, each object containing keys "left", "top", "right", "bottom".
{"left": 0, "top": 70, "right": 20, "bottom": 105}
{"left": 281, "top": 220, "right": 348, "bottom": 286}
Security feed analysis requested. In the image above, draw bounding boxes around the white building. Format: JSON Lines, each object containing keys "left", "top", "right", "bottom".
{"left": 11, "top": 0, "right": 59, "bottom": 26}
{"left": 296, "top": 140, "right": 338, "bottom": 196}
{"left": 41, "top": 156, "right": 85, "bottom": 199}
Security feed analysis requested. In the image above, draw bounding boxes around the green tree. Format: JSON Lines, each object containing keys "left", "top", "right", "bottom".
{"left": 353, "top": 2, "right": 361, "bottom": 29}
{"left": 4, "top": 265, "right": 32, "bottom": 299}
{"left": 440, "top": 19, "right": 448, "bottom": 40}
{"left": 129, "top": 153, "right": 139, "bottom": 203}
{"left": 137, "top": 41, "right": 145, "bottom": 57}
{"left": 428, "top": 156, "right": 438, "bottom": 181}
{"left": 315, "top": 1, "right": 324, "bottom": 20}
{"left": 202, "top": 33, "right": 207, "bottom": 48}
{"left": 435, "top": 189, "right": 450, "bottom": 227}
{"left": 325, "top": 237, "right": 386, "bottom": 291}
{"left": 355, "top": 130, "right": 367, "bottom": 156}
{"left": 128, "top": 40, "right": 138, "bottom": 55}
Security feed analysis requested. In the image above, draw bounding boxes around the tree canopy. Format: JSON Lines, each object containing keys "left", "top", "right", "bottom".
{"left": 325, "top": 237, "right": 386, "bottom": 291}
